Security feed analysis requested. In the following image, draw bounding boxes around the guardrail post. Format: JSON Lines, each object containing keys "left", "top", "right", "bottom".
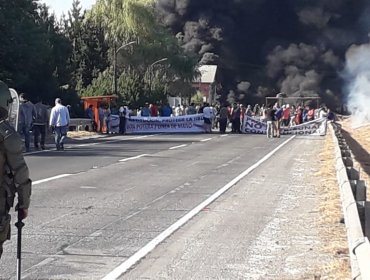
{"left": 347, "top": 167, "right": 360, "bottom": 180}
{"left": 343, "top": 157, "right": 354, "bottom": 167}
{"left": 342, "top": 149, "right": 352, "bottom": 157}
{"left": 366, "top": 202, "right": 370, "bottom": 240}
{"left": 355, "top": 180, "right": 367, "bottom": 202}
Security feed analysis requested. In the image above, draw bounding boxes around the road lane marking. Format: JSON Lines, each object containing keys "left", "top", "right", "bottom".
{"left": 33, "top": 174, "right": 73, "bottom": 185}
{"left": 75, "top": 135, "right": 155, "bottom": 147}
{"left": 25, "top": 135, "right": 157, "bottom": 154}
{"left": 102, "top": 135, "right": 296, "bottom": 280}
{"left": 119, "top": 154, "right": 148, "bottom": 162}
{"left": 169, "top": 144, "right": 187, "bottom": 150}
{"left": 220, "top": 134, "right": 228, "bottom": 137}
{"left": 200, "top": 138, "right": 213, "bottom": 142}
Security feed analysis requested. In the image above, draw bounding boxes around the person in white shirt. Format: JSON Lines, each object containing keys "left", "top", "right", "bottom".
{"left": 203, "top": 103, "right": 213, "bottom": 133}
{"left": 49, "top": 98, "right": 70, "bottom": 150}
{"left": 174, "top": 104, "right": 183, "bottom": 116}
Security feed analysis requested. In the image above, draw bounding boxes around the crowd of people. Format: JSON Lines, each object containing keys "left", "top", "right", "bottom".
{"left": 17, "top": 94, "right": 70, "bottom": 152}
{"left": 17, "top": 94, "right": 337, "bottom": 152}
{"left": 86, "top": 100, "right": 337, "bottom": 137}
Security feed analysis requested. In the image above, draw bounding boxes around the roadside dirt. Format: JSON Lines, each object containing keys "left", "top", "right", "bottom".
{"left": 315, "top": 127, "right": 351, "bottom": 279}
{"left": 314, "top": 118, "right": 370, "bottom": 280}
{"left": 67, "top": 130, "right": 98, "bottom": 139}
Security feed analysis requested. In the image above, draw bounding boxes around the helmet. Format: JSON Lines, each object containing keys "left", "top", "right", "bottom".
{"left": 0, "top": 80, "right": 12, "bottom": 118}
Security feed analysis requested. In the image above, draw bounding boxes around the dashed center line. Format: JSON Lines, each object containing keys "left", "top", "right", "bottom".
{"left": 33, "top": 174, "right": 73, "bottom": 185}
{"left": 200, "top": 138, "right": 213, "bottom": 142}
{"left": 169, "top": 144, "right": 187, "bottom": 150}
{"left": 119, "top": 154, "right": 149, "bottom": 162}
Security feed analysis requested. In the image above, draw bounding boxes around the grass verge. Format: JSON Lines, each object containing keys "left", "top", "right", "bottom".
{"left": 315, "top": 126, "right": 351, "bottom": 279}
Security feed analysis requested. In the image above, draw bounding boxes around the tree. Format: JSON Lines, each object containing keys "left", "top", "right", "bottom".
{"left": 0, "top": 0, "right": 71, "bottom": 103}
{"left": 87, "top": 0, "right": 157, "bottom": 43}
{"left": 86, "top": 0, "right": 199, "bottom": 104}
{"left": 64, "top": 0, "right": 109, "bottom": 93}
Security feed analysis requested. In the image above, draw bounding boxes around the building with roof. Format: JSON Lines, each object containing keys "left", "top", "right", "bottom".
{"left": 193, "top": 65, "right": 218, "bottom": 103}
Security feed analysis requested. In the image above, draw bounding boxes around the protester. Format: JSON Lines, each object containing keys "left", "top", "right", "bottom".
{"left": 18, "top": 93, "right": 36, "bottom": 152}
{"left": 327, "top": 108, "right": 336, "bottom": 122}
{"left": 273, "top": 104, "right": 283, "bottom": 138}
{"left": 282, "top": 104, "right": 291, "bottom": 127}
{"left": 49, "top": 98, "right": 70, "bottom": 151}
{"left": 98, "top": 104, "right": 105, "bottom": 133}
{"left": 212, "top": 104, "right": 219, "bottom": 129}
{"left": 187, "top": 103, "right": 197, "bottom": 115}
{"left": 307, "top": 106, "right": 315, "bottom": 121}
{"left": 149, "top": 103, "right": 158, "bottom": 117}
{"left": 0, "top": 81, "right": 32, "bottom": 259}
{"left": 231, "top": 103, "right": 241, "bottom": 133}
{"left": 104, "top": 106, "right": 111, "bottom": 134}
{"left": 174, "top": 104, "right": 183, "bottom": 116}
{"left": 160, "top": 102, "right": 172, "bottom": 117}
{"left": 141, "top": 103, "right": 151, "bottom": 117}
{"left": 119, "top": 105, "right": 130, "bottom": 134}
{"left": 294, "top": 106, "right": 303, "bottom": 125}
{"left": 219, "top": 104, "right": 229, "bottom": 133}
{"left": 203, "top": 103, "right": 213, "bottom": 133}
{"left": 33, "top": 98, "right": 49, "bottom": 150}
{"left": 265, "top": 104, "right": 273, "bottom": 138}
{"left": 85, "top": 105, "right": 96, "bottom": 131}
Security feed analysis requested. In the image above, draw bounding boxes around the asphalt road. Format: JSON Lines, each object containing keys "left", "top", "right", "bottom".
{"left": 0, "top": 132, "right": 320, "bottom": 279}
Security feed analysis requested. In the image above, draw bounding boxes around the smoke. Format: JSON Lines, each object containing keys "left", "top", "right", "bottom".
{"left": 156, "top": 0, "right": 370, "bottom": 107}
{"left": 266, "top": 43, "right": 339, "bottom": 97}
{"left": 344, "top": 43, "right": 370, "bottom": 125}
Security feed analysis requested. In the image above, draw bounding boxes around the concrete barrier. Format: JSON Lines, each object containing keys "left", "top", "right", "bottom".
{"left": 69, "top": 118, "right": 93, "bottom": 132}
{"left": 331, "top": 123, "right": 370, "bottom": 280}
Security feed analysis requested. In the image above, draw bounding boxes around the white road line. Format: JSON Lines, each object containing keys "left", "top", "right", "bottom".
{"left": 102, "top": 135, "right": 296, "bottom": 280}
{"left": 220, "top": 134, "right": 228, "bottom": 137}
{"left": 169, "top": 144, "right": 187, "bottom": 150}
{"left": 25, "top": 135, "right": 157, "bottom": 154}
{"left": 200, "top": 138, "right": 213, "bottom": 142}
{"left": 33, "top": 174, "right": 73, "bottom": 185}
{"left": 119, "top": 154, "right": 148, "bottom": 162}
{"left": 76, "top": 135, "right": 155, "bottom": 147}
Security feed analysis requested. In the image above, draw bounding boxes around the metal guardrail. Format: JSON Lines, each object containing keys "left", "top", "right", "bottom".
{"left": 331, "top": 122, "right": 370, "bottom": 280}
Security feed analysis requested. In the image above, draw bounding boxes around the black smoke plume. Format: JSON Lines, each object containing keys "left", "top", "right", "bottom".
{"left": 156, "top": 0, "right": 370, "bottom": 107}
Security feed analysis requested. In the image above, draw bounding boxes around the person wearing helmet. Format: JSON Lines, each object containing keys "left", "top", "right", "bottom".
{"left": 0, "top": 80, "right": 32, "bottom": 258}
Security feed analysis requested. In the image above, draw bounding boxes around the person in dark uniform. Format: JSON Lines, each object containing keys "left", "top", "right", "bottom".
{"left": 0, "top": 81, "right": 32, "bottom": 258}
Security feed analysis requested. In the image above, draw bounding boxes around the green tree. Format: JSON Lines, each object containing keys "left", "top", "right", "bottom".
{"left": 86, "top": 0, "right": 199, "bottom": 104}
{"left": 0, "top": 0, "right": 69, "bottom": 101}
{"left": 64, "top": 0, "right": 109, "bottom": 92}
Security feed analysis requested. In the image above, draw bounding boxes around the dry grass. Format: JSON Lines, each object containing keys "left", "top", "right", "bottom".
{"left": 315, "top": 127, "right": 351, "bottom": 279}
{"left": 67, "top": 130, "right": 98, "bottom": 139}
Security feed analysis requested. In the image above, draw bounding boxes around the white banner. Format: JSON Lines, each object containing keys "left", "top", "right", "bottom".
{"left": 243, "top": 116, "right": 327, "bottom": 136}
{"left": 126, "top": 114, "right": 206, "bottom": 134}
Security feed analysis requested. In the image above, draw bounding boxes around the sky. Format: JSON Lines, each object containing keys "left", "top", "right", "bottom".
{"left": 40, "top": 0, "right": 96, "bottom": 18}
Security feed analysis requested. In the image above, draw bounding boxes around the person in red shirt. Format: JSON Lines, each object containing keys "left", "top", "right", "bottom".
{"left": 294, "top": 106, "right": 303, "bottom": 125}
{"left": 282, "top": 104, "right": 291, "bottom": 127}
{"left": 149, "top": 103, "right": 158, "bottom": 117}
